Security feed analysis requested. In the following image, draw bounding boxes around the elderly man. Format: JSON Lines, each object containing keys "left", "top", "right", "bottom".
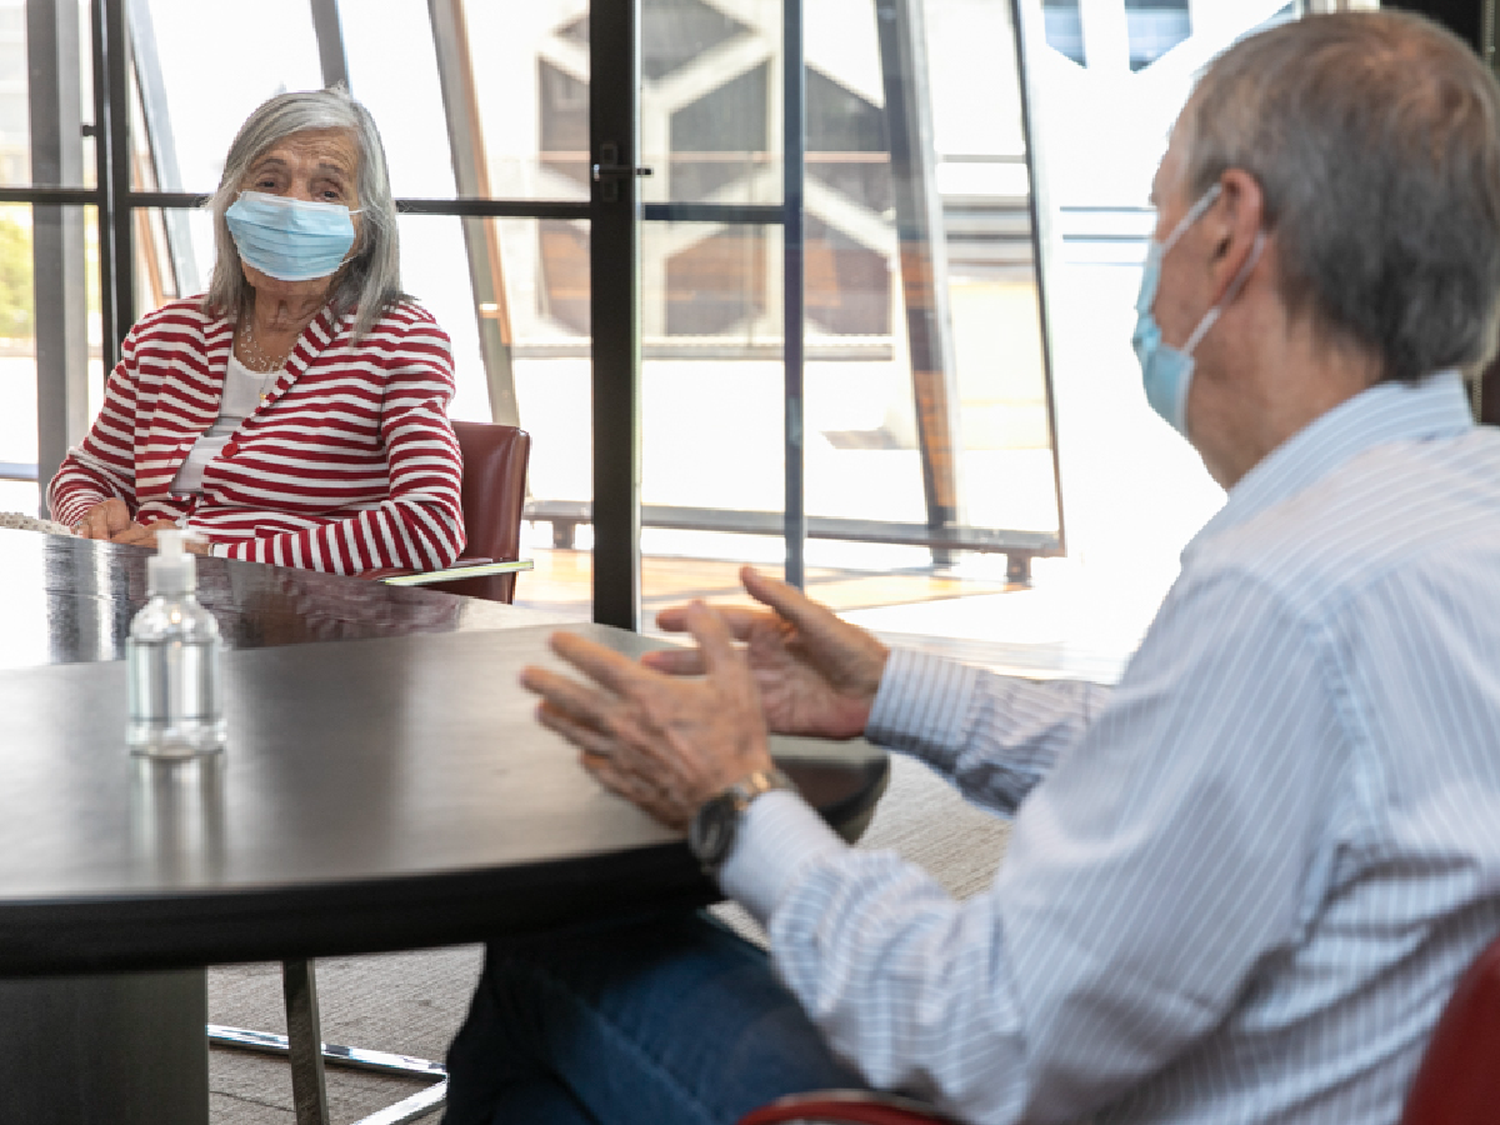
{"left": 444, "top": 11, "right": 1500, "bottom": 1125}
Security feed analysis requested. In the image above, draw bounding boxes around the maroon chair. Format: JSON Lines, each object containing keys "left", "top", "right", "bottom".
{"left": 1400, "top": 931, "right": 1500, "bottom": 1125}
{"left": 442, "top": 421, "right": 532, "bottom": 603}
{"left": 373, "top": 420, "right": 532, "bottom": 603}
{"left": 739, "top": 931, "right": 1500, "bottom": 1125}
{"left": 739, "top": 1091, "right": 957, "bottom": 1125}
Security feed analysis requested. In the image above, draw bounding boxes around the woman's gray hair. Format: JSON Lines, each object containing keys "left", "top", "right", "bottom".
{"left": 204, "top": 86, "right": 404, "bottom": 338}
{"left": 1177, "top": 11, "right": 1500, "bottom": 383}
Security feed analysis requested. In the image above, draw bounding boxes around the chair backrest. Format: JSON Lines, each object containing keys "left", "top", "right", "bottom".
{"left": 448, "top": 420, "right": 531, "bottom": 604}
{"left": 1401, "top": 932, "right": 1500, "bottom": 1125}
{"left": 739, "top": 1090, "right": 957, "bottom": 1125}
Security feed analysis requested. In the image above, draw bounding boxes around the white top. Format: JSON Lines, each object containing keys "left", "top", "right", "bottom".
{"left": 169, "top": 352, "right": 278, "bottom": 495}
{"left": 723, "top": 370, "right": 1500, "bottom": 1123}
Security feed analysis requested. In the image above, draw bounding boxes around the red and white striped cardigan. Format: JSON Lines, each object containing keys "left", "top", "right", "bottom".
{"left": 48, "top": 297, "right": 466, "bottom": 576}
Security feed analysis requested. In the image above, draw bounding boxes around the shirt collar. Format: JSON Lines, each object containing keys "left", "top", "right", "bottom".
{"left": 1189, "top": 370, "right": 1475, "bottom": 553}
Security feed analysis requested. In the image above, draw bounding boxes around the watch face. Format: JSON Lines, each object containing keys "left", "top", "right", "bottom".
{"left": 689, "top": 793, "right": 738, "bottom": 870}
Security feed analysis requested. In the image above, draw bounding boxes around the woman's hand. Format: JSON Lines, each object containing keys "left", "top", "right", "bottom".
{"left": 521, "top": 602, "right": 774, "bottom": 831}
{"left": 71, "top": 498, "right": 134, "bottom": 540}
{"left": 642, "top": 566, "right": 890, "bottom": 741}
{"left": 108, "top": 521, "right": 209, "bottom": 554}
{"left": 72, "top": 504, "right": 207, "bottom": 554}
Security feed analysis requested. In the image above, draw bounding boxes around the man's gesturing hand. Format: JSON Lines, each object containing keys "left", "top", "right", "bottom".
{"left": 520, "top": 601, "right": 776, "bottom": 831}
{"left": 643, "top": 566, "right": 889, "bottom": 742}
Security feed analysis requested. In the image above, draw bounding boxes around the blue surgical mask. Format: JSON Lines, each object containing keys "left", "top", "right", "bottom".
{"left": 225, "top": 191, "right": 359, "bottom": 282}
{"left": 1132, "top": 184, "right": 1263, "bottom": 437}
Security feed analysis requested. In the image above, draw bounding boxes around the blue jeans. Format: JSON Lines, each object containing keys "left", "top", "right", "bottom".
{"left": 442, "top": 910, "right": 870, "bottom": 1125}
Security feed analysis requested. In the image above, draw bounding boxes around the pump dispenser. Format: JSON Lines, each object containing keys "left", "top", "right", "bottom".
{"left": 126, "top": 530, "right": 226, "bottom": 757}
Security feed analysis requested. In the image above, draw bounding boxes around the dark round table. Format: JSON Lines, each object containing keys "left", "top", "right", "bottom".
{"left": 0, "top": 531, "right": 888, "bottom": 1124}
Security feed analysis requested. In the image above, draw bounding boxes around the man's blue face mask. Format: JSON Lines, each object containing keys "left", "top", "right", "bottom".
{"left": 1132, "top": 183, "right": 1264, "bottom": 438}
{"left": 225, "top": 191, "right": 359, "bottom": 283}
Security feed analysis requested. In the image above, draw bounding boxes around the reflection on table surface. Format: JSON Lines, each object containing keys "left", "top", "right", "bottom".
{"left": 0, "top": 528, "right": 571, "bottom": 669}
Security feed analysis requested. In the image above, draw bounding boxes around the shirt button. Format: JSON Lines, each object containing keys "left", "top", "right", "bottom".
{"left": 223, "top": 443, "right": 237, "bottom": 457}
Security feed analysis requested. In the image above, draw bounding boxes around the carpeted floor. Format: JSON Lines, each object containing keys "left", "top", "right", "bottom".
{"left": 210, "top": 947, "right": 481, "bottom": 1124}
{"left": 207, "top": 753, "right": 1013, "bottom": 1124}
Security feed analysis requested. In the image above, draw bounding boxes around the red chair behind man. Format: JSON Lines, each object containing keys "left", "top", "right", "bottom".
{"left": 1400, "top": 931, "right": 1500, "bottom": 1125}
{"left": 739, "top": 932, "right": 1500, "bottom": 1125}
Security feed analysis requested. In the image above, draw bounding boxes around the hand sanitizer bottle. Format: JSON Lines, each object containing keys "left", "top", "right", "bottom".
{"left": 126, "top": 530, "right": 226, "bottom": 757}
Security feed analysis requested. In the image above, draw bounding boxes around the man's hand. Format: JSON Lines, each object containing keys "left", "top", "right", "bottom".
{"left": 643, "top": 566, "right": 889, "bottom": 741}
{"left": 520, "top": 601, "right": 775, "bottom": 831}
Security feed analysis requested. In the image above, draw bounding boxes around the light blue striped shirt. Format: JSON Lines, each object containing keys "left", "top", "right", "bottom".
{"left": 722, "top": 371, "right": 1500, "bottom": 1123}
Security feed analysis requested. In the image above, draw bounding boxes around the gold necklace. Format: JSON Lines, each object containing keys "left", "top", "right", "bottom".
{"left": 239, "top": 319, "right": 288, "bottom": 375}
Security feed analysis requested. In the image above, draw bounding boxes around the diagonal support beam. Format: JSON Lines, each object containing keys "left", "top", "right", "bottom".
{"left": 875, "top": 0, "right": 964, "bottom": 562}
{"left": 428, "top": 0, "right": 520, "bottom": 426}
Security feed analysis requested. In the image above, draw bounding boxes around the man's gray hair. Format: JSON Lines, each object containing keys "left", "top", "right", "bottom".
{"left": 204, "top": 87, "right": 404, "bottom": 338}
{"left": 1178, "top": 11, "right": 1500, "bottom": 383}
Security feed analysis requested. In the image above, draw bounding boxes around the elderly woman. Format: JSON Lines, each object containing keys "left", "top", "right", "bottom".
{"left": 48, "top": 87, "right": 464, "bottom": 574}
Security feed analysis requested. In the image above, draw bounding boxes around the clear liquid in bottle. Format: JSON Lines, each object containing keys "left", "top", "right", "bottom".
{"left": 126, "top": 530, "right": 226, "bottom": 758}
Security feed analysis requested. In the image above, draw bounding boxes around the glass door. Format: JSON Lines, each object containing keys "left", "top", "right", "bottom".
{"left": 619, "top": 0, "right": 1068, "bottom": 637}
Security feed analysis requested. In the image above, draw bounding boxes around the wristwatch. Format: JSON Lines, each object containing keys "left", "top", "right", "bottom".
{"left": 688, "top": 766, "right": 796, "bottom": 876}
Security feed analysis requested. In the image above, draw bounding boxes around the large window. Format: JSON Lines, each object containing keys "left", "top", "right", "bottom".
{"left": 0, "top": 0, "right": 1365, "bottom": 654}
{"left": 619, "top": 0, "right": 1067, "bottom": 623}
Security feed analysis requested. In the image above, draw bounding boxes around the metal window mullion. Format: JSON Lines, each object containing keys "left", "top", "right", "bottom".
{"left": 783, "top": 0, "right": 806, "bottom": 589}
{"left": 589, "top": 0, "right": 643, "bottom": 630}
{"left": 310, "top": 0, "right": 350, "bottom": 90}
{"left": 0, "top": 188, "right": 591, "bottom": 221}
{"left": 1485, "top": 0, "right": 1498, "bottom": 74}
{"left": 100, "top": 0, "right": 133, "bottom": 360}
{"left": 29, "top": 0, "right": 92, "bottom": 509}
{"left": 90, "top": 0, "right": 117, "bottom": 365}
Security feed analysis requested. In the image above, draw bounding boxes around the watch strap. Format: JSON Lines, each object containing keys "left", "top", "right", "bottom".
{"left": 689, "top": 766, "right": 796, "bottom": 876}
{"left": 723, "top": 766, "right": 796, "bottom": 810}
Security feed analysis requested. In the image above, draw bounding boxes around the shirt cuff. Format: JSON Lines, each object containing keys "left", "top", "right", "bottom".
{"left": 865, "top": 647, "right": 980, "bottom": 771}
{"left": 718, "top": 788, "right": 849, "bottom": 924}
{"left": 52, "top": 500, "right": 88, "bottom": 527}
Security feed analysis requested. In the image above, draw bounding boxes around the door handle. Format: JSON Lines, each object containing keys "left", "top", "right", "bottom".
{"left": 593, "top": 144, "right": 653, "bottom": 201}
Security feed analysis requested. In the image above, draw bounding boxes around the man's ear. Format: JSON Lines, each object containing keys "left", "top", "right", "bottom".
{"left": 1206, "top": 168, "right": 1266, "bottom": 305}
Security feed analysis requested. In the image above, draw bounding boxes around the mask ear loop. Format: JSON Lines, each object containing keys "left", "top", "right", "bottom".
{"left": 1161, "top": 183, "right": 1223, "bottom": 256}
{"left": 1182, "top": 229, "right": 1267, "bottom": 356}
